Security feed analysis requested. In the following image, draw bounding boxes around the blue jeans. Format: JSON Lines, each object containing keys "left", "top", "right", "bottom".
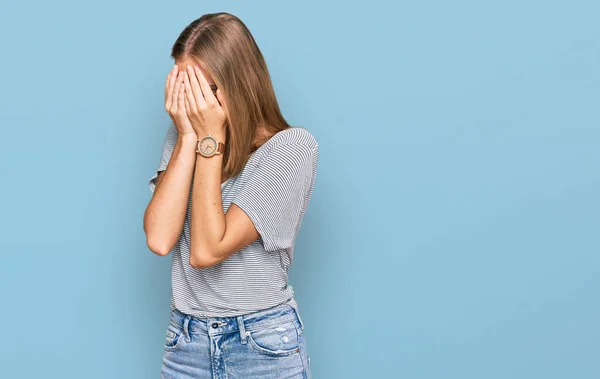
{"left": 160, "top": 303, "right": 312, "bottom": 378}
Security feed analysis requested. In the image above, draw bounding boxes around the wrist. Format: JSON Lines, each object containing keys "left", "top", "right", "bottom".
{"left": 196, "top": 130, "right": 226, "bottom": 143}
{"left": 179, "top": 133, "right": 198, "bottom": 149}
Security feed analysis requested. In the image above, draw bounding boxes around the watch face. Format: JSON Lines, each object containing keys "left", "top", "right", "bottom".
{"left": 198, "top": 136, "right": 217, "bottom": 156}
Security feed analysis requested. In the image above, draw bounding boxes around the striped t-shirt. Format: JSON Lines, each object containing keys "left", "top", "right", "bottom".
{"left": 148, "top": 125, "right": 319, "bottom": 318}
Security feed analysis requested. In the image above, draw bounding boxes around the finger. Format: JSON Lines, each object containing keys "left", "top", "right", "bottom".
{"left": 172, "top": 72, "right": 183, "bottom": 113}
{"left": 178, "top": 84, "right": 187, "bottom": 116}
{"left": 195, "top": 66, "right": 217, "bottom": 106}
{"left": 166, "top": 65, "right": 179, "bottom": 110}
{"left": 182, "top": 72, "right": 198, "bottom": 115}
{"left": 186, "top": 65, "right": 206, "bottom": 109}
{"left": 164, "top": 65, "right": 175, "bottom": 102}
{"left": 164, "top": 68, "right": 170, "bottom": 101}
{"left": 185, "top": 96, "right": 192, "bottom": 118}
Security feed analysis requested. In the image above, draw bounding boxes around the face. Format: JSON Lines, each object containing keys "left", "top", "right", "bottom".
{"left": 174, "top": 57, "right": 221, "bottom": 103}
{"left": 175, "top": 57, "right": 215, "bottom": 84}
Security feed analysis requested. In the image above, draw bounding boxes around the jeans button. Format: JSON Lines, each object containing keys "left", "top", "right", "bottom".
{"left": 211, "top": 322, "right": 219, "bottom": 329}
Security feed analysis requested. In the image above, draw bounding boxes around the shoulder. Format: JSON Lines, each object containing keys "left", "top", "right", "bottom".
{"left": 259, "top": 127, "right": 319, "bottom": 159}
{"left": 270, "top": 127, "right": 318, "bottom": 151}
{"left": 163, "top": 122, "right": 179, "bottom": 147}
{"left": 240, "top": 127, "right": 318, "bottom": 178}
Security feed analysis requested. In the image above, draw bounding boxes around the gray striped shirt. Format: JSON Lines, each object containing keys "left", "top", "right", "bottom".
{"left": 148, "top": 125, "right": 319, "bottom": 318}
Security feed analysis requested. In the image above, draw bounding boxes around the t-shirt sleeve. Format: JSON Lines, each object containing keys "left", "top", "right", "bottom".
{"left": 148, "top": 123, "right": 178, "bottom": 193}
{"left": 231, "top": 142, "right": 317, "bottom": 252}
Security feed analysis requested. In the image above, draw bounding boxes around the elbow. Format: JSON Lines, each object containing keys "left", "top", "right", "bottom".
{"left": 144, "top": 209, "right": 178, "bottom": 256}
{"left": 146, "top": 235, "right": 174, "bottom": 257}
{"left": 189, "top": 249, "right": 218, "bottom": 268}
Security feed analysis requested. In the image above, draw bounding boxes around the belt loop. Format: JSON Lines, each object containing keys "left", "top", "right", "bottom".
{"left": 182, "top": 315, "right": 191, "bottom": 342}
{"left": 236, "top": 316, "right": 248, "bottom": 344}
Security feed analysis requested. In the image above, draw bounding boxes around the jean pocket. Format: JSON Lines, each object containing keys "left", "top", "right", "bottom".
{"left": 164, "top": 325, "right": 184, "bottom": 351}
{"left": 245, "top": 319, "right": 301, "bottom": 357}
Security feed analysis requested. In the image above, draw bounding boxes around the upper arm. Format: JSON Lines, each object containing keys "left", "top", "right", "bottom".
{"left": 212, "top": 142, "right": 317, "bottom": 264}
{"left": 192, "top": 203, "right": 260, "bottom": 267}
{"left": 154, "top": 170, "right": 166, "bottom": 192}
{"left": 148, "top": 123, "right": 178, "bottom": 193}
{"left": 222, "top": 203, "right": 261, "bottom": 255}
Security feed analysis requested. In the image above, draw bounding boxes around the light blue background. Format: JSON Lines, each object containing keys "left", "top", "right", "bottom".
{"left": 1, "top": 1, "right": 598, "bottom": 378}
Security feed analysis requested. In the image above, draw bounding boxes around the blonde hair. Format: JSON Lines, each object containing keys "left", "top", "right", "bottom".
{"left": 171, "top": 12, "right": 292, "bottom": 178}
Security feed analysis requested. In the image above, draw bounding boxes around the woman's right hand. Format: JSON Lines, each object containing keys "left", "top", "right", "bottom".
{"left": 165, "top": 65, "right": 197, "bottom": 139}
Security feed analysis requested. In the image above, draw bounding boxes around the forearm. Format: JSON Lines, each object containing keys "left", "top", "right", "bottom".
{"left": 189, "top": 145, "right": 227, "bottom": 268}
{"left": 144, "top": 133, "right": 197, "bottom": 255}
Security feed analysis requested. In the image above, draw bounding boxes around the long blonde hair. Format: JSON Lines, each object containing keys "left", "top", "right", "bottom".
{"left": 171, "top": 12, "right": 292, "bottom": 178}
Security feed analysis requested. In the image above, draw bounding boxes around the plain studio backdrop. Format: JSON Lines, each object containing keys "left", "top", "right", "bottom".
{"left": 1, "top": 1, "right": 598, "bottom": 378}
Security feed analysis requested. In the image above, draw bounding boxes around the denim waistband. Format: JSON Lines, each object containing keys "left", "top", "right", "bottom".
{"left": 168, "top": 301, "right": 305, "bottom": 344}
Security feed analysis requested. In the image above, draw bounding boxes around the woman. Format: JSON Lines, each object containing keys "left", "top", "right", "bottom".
{"left": 143, "top": 12, "right": 318, "bottom": 379}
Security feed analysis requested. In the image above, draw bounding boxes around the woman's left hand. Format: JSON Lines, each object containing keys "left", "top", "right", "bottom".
{"left": 182, "top": 65, "right": 227, "bottom": 142}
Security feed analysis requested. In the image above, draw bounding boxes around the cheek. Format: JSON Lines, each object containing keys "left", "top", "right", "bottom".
{"left": 217, "top": 92, "right": 227, "bottom": 110}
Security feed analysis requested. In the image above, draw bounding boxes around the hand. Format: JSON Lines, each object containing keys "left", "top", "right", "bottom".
{"left": 182, "top": 65, "right": 227, "bottom": 142}
{"left": 165, "top": 65, "right": 196, "bottom": 139}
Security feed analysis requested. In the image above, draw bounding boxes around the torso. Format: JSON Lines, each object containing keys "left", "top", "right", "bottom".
{"left": 158, "top": 125, "right": 318, "bottom": 318}
{"left": 220, "top": 126, "right": 291, "bottom": 185}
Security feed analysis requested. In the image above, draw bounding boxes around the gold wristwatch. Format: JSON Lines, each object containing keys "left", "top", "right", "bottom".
{"left": 196, "top": 134, "right": 225, "bottom": 157}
